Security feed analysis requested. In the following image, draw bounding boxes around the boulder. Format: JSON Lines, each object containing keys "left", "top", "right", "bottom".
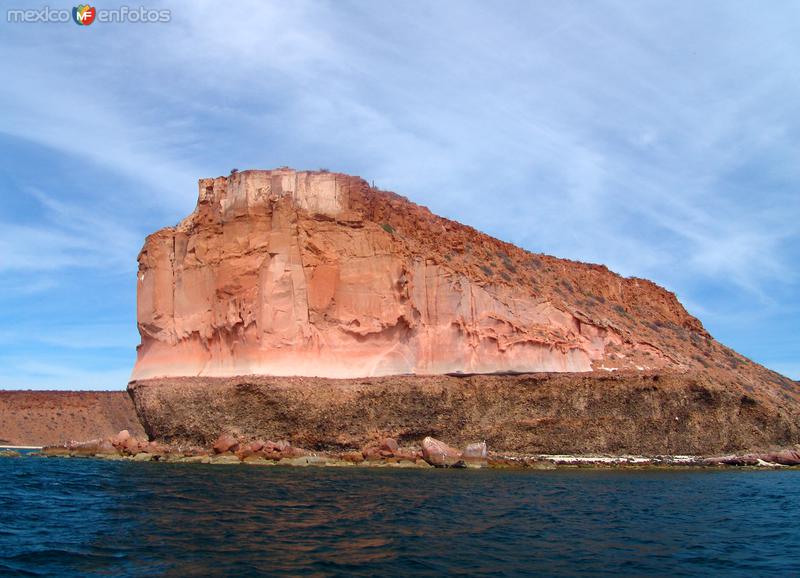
{"left": 121, "top": 436, "right": 141, "bottom": 455}
{"left": 462, "top": 441, "right": 488, "bottom": 467}
{"left": 341, "top": 451, "right": 365, "bottom": 464}
{"left": 380, "top": 438, "right": 399, "bottom": 454}
{"left": 111, "top": 430, "right": 131, "bottom": 447}
{"left": 703, "top": 454, "right": 759, "bottom": 466}
{"left": 737, "top": 454, "right": 761, "bottom": 466}
{"left": 361, "top": 443, "right": 383, "bottom": 461}
{"left": 763, "top": 449, "right": 800, "bottom": 466}
{"left": 144, "top": 441, "right": 163, "bottom": 454}
{"left": 393, "top": 449, "right": 420, "bottom": 462}
{"left": 421, "top": 436, "right": 464, "bottom": 467}
{"left": 212, "top": 433, "right": 239, "bottom": 454}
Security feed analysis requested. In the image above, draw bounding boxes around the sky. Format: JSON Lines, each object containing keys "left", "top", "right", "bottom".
{"left": 0, "top": 1, "right": 798, "bottom": 389}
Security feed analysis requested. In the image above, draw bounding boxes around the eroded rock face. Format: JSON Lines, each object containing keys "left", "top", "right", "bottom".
{"left": 128, "top": 371, "right": 800, "bottom": 455}
{"left": 132, "top": 168, "right": 722, "bottom": 381}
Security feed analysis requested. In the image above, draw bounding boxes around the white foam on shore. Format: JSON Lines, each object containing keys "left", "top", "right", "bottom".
{"left": 535, "top": 454, "right": 701, "bottom": 465}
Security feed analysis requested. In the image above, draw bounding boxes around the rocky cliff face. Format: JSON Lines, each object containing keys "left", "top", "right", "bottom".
{"left": 128, "top": 371, "right": 800, "bottom": 455}
{"left": 129, "top": 168, "right": 800, "bottom": 454}
{"left": 0, "top": 391, "right": 144, "bottom": 447}
{"left": 135, "top": 168, "right": 727, "bottom": 381}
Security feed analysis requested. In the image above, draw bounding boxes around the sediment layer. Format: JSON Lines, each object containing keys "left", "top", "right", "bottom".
{"left": 0, "top": 391, "right": 144, "bottom": 447}
{"left": 129, "top": 371, "right": 800, "bottom": 455}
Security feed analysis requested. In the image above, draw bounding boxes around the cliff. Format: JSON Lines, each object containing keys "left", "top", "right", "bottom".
{"left": 128, "top": 168, "right": 800, "bottom": 453}
{"left": 128, "top": 371, "right": 800, "bottom": 455}
{"left": 0, "top": 391, "right": 144, "bottom": 447}
{"left": 135, "top": 168, "right": 725, "bottom": 380}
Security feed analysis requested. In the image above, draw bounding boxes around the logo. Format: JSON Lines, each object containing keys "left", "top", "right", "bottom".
{"left": 7, "top": 4, "right": 170, "bottom": 24}
{"left": 72, "top": 4, "right": 95, "bottom": 25}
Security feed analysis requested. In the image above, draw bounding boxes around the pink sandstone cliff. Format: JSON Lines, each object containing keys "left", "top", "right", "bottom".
{"left": 132, "top": 168, "right": 733, "bottom": 381}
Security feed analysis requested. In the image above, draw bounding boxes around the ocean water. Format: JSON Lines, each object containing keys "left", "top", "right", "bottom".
{"left": 1, "top": 457, "right": 799, "bottom": 577}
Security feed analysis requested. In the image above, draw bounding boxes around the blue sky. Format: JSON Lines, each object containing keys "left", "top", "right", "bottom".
{"left": 0, "top": 1, "right": 798, "bottom": 389}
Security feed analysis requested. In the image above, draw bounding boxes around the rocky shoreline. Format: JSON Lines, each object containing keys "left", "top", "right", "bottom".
{"left": 13, "top": 430, "right": 799, "bottom": 470}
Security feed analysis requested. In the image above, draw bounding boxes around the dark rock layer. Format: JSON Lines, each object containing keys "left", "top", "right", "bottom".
{"left": 129, "top": 370, "right": 800, "bottom": 455}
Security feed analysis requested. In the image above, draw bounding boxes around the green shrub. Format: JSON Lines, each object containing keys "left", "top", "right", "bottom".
{"left": 499, "top": 252, "right": 517, "bottom": 273}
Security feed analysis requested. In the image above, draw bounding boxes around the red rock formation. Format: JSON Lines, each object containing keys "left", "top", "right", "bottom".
{"left": 0, "top": 391, "right": 144, "bottom": 447}
{"left": 132, "top": 168, "right": 725, "bottom": 381}
{"left": 127, "top": 168, "right": 800, "bottom": 455}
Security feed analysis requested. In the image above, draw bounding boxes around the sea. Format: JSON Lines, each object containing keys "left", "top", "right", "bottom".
{"left": 1, "top": 454, "right": 799, "bottom": 577}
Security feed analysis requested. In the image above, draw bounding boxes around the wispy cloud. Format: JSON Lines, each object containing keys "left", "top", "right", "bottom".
{"left": 0, "top": 188, "right": 141, "bottom": 273}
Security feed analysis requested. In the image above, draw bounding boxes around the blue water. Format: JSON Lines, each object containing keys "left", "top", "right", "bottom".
{"left": 1, "top": 457, "right": 799, "bottom": 577}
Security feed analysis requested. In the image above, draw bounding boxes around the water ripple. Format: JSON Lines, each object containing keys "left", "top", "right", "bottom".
{"left": 1, "top": 459, "right": 799, "bottom": 576}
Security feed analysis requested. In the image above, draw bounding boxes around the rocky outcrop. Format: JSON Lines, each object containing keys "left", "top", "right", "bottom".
{"left": 36, "top": 427, "right": 800, "bottom": 468}
{"left": 132, "top": 168, "right": 725, "bottom": 381}
{"left": 41, "top": 429, "right": 161, "bottom": 459}
{"left": 128, "top": 371, "right": 800, "bottom": 455}
{"left": 127, "top": 167, "right": 800, "bottom": 455}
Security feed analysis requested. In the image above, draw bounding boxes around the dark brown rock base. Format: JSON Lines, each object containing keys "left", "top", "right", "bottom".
{"left": 129, "top": 370, "right": 800, "bottom": 455}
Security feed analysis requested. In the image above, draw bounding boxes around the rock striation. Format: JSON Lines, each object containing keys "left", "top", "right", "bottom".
{"left": 129, "top": 168, "right": 800, "bottom": 454}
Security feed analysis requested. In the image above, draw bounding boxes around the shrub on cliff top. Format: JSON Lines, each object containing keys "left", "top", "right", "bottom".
{"left": 498, "top": 252, "right": 517, "bottom": 273}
